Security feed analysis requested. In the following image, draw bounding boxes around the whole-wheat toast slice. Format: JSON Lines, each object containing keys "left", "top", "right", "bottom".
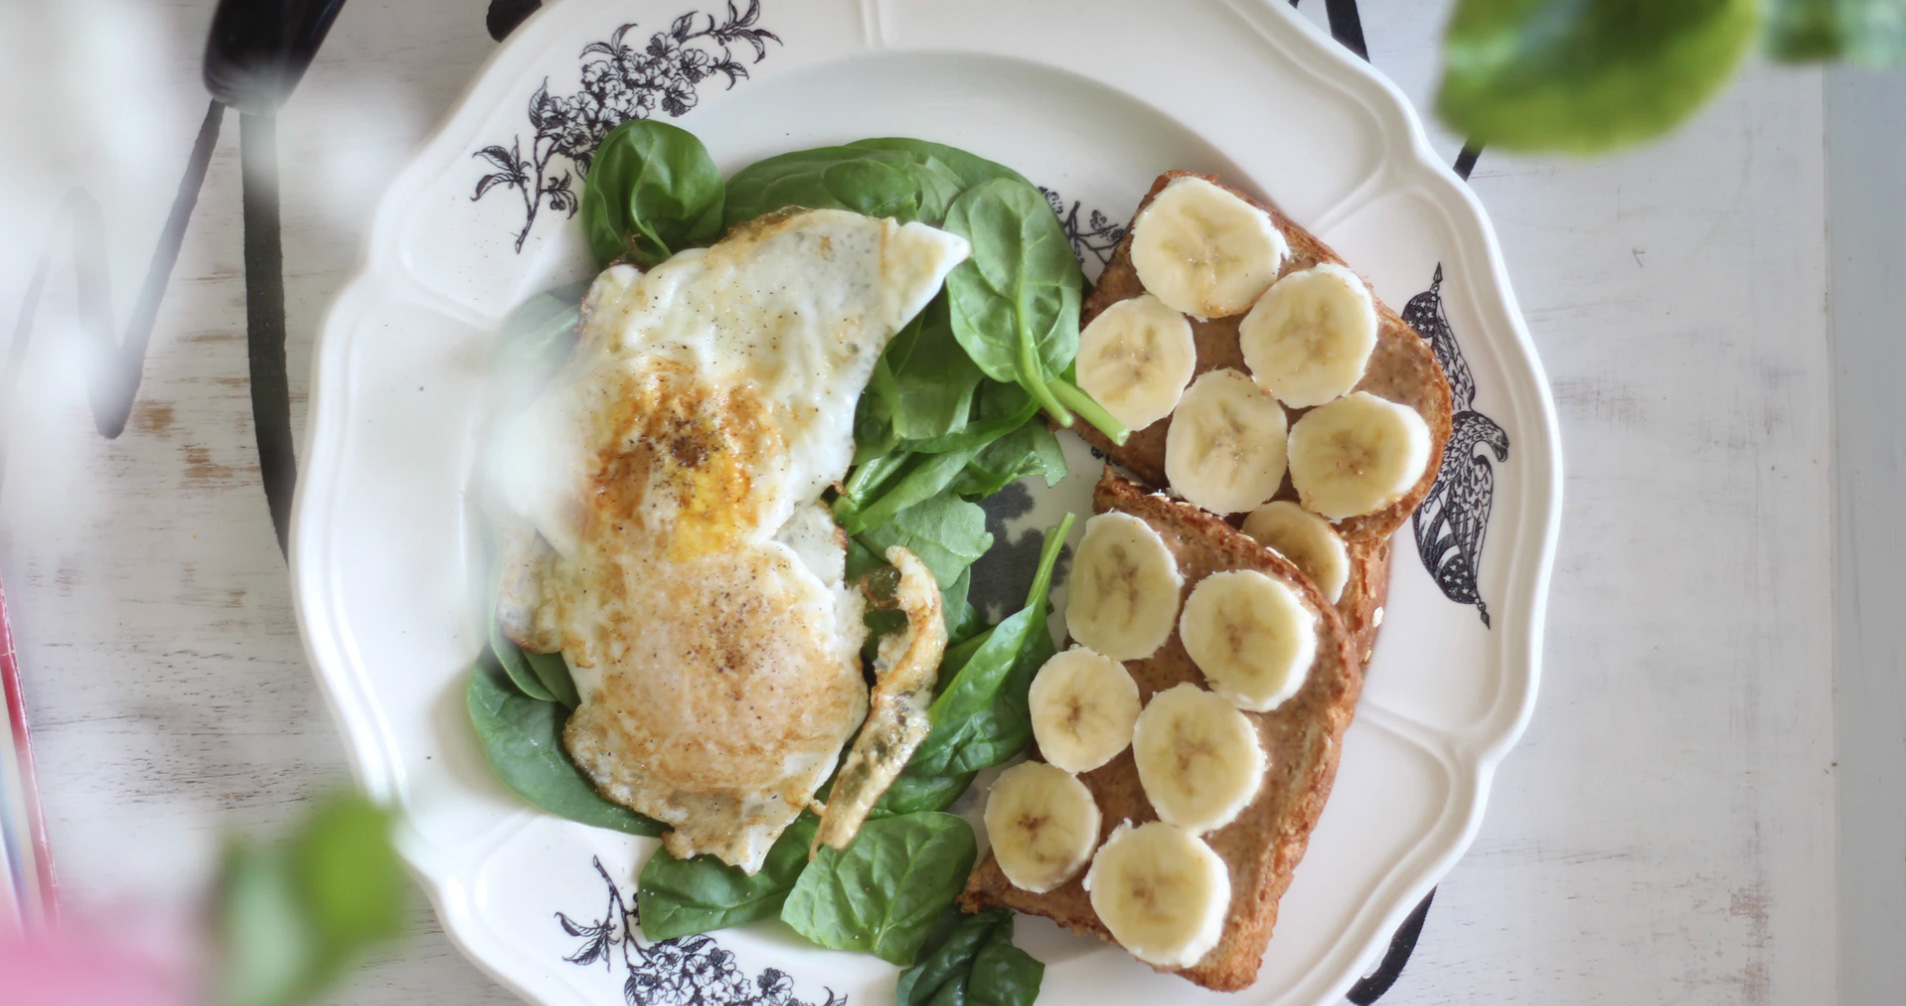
{"left": 1077, "top": 171, "right": 1453, "bottom": 665}
{"left": 961, "top": 468, "right": 1362, "bottom": 991}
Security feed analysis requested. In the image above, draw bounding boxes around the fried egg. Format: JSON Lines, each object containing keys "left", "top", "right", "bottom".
{"left": 491, "top": 209, "right": 968, "bottom": 871}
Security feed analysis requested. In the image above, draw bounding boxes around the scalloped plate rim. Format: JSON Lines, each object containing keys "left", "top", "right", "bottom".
{"left": 289, "top": 1, "right": 1562, "bottom": 1003}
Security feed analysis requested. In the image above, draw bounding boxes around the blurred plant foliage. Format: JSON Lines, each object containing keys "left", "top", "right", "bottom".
{"left": 1437, "top": 0, "right": 1906, "bottom": 152}
{"left": 215, "top": 793, "right": 408, "bottom": 1006}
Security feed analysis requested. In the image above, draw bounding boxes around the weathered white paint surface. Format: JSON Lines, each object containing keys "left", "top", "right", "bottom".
{"left": 0, "top": 1, "right": 1841, "bottom": 1003}
{"left": 1824, "top": 64, "right": 1906, "bottom": 1006}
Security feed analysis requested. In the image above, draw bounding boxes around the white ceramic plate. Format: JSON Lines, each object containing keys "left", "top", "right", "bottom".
{"left": 291, "top": 1, "right": 1561, "bottom": 1003}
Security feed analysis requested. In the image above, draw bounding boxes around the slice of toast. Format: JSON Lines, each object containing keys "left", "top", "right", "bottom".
{"left": 1077, "top": 171, "right": 1454, "bottom": 665}
{"left": 961, "top": 468, "right": 1361, "bottom": 991}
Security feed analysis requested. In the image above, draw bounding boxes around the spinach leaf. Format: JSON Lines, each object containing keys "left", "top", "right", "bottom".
{"left": 1436, "top": 0, "right": 1758, "bottom": 153}
{"left": 871, "top": 771, "right": 976, "bottom": 818}
{"left": 896, "top": 381, "right": 1038, "bottom": 457}
{"left": 781, "top": 811, "right": 978, "bottom": 964}
{"left": 855, "top": 494, "right": 994, "bottom": 591}
{"left": 906, "top": 606, "right": 1053, "bottom": 777}
{"left": 637, "top": 814, "right": 817, "bottom": 939}
{"left": 852, "top": 526, "right": 982, "bottom": 660}
{"left": 895, "top": 909, "right": 1044, "bottom": 1006}
{"left": 906, "top": 515, "right": 1071, "bottom": 777}
{"left": 840, "top": 449, "right": 918, "bottom": 514}
{"left": 857, "top": 316, "right": 919, "bottom": 459}
{"left": 581, "top": 119, "right": 725, "bottom": 268}
{"left": 840, "top": 382, "right": 1041, "bottom": 534}
{"left": 887, "top": 296, "right": 989, "bottom": 443}
{"left": 524, "top": 648, "right": 579, "bottom": 709}
{"left": 857, "top": 296, "right": 987, "bottom": 453}
{"left": 942, "top": 567, "right": 984, "bottom": 642}
{"left": 838, "top": 445, "right": 991, "bottom": 536}
{"left": 490, "top": 607, "right": 579, "bottom": 708}
{"left": 948, "top": 601, "right": 988, "bottom": 646}
{"left": 723, "top": 146, "right": 961, "bottom": 228}
{"left": 465, "top": 659, "right": 662, "bottom": 836}
{"left": 941, "top": 179, "right": 1082, "bottom": 422}
{"left": 951, "top": 421, "right": 1066, "bottom": 498}
{"left": 845, "top": 138, "right": 1027, "bottom": 192}
{"left": 966, "top": 929, "right": 1046, "bottom": 1006}
{"left": 490, "top": 622, "right": 555, "bottom": 703}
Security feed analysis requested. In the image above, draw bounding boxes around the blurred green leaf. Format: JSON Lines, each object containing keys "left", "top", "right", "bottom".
{"left": 288, "top": 797, "right": 407, "bottom": 963}
{"left": 1436, "top": 0, "right": 1758, "bottom": 153}
{"left": 215, "top": 793, "right": 407, "bottom": 1006}
{"left": 1763, "top": 0, "right": 1906, "bottom": 64}
{"left": 217, "top": 844, "right": 314, "bottom": 1006}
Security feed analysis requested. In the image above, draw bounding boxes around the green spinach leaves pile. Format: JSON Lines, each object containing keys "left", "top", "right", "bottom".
{"left": 465, "top": 119, "right": 1115, "bottom": 1006}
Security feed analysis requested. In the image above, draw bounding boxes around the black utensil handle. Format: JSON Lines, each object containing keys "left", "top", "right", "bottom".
{"left": 240, "top": 112, "right": 295, "bottom": 556}
{"left": 205, "top": 0, "right": 348, "bottom": 113}
{"left": 1347, "top": 888, "right": 1436, "bottom": 1004}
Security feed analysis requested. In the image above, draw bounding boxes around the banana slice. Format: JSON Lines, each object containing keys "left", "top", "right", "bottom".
{"left": 1075, "top": 294, "right": 1198, "bottom": 430}
{"left": 1164, "top": 369, "right": 1288, "bottom": 515}
{"left": 984, "top": 761, "right": 1103, "bottom": 894}
{"left": 1083, "top": 820, "right": 1231, "bottom": 969}
{"left": 1239, "top": 262, "right": 1379, "bottom": 408}
{"left": 1131, "top": 683, "right": 1265, "bottom": 833}
{"left": 1180, "top": 570, "right": 1317, "bottom": 712}
{"left": 1130, "top": 176, "right": 1289, "bottom": 320}
{"left": 1286, "top": 391, "right": 1432, "bottom": 520}
{"left": 1066, "top": 512, "right": 1184, "bottom": 661}
{"left": 1029, "top": 647, "right": 1143, "bottom": 774}
{"left": 1241, "top": 501, "right": 1350, "bottom": 605}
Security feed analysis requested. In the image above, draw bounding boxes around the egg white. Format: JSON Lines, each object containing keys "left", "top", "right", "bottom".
{"left": 490, "top": 209, "right": 967, "bottom": 871}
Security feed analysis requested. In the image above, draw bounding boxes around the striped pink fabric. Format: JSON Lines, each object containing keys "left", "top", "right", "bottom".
{"left": 1, "top": 576, "right": 58, "bottom": 926}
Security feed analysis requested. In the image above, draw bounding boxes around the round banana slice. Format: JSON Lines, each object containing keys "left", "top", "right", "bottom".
{"left": 1287, "top": 391, "right": 1433, "bottom": 520}
{"left": 1241, "top": 501, "right": 1351, "bottom": 605}
{"left": 1029, "top": 647, "right": 1143, "bottom": 774}
{"left": 1180, "top": 570, "right": 1317, "bottom": 712}
{"left": 1075, "top": 294, "right": 1198, "bottom": 431}
{"left": 1164, "top": 369, "right": 1288, "bottom": 515}
{"left": 1130, "top": 176, "right": 1289, "bottom": 320}
{"left": 1239, "top": 262, "right": 1379, "bottom": 408}
{"left": 1131, "top": 683, "right": 1265, "bottom": 833}
{"left": 1083, "top": 820, "right": 1231, "bottom": 969}
{"left": 1065, "top": 512, "right": 1184, "bottom": 661}
{"left": 984, "top": 761, "right": 1103, "bottom": 894}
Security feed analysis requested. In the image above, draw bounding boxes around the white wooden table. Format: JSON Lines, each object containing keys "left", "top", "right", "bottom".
{"left": 1, "top": 1, "right": 1886, "bottom": 1003}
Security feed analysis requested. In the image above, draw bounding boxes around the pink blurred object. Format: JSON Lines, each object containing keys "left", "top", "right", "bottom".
{"left": 0, "top": 582, "right": 202, "bottom": 1002}
{"left": 0, "top": 912, "right": 200, "bottom": 1006}
{"left": 2, "top": 575, "right": 59, "bottom": 928}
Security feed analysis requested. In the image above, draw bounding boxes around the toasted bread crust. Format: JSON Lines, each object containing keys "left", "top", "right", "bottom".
{"left": 961, "top": 469, "right": 1362, "bottom": 991}
{"left": 1077, "top": 172, "right": 1453, "bottom": 661}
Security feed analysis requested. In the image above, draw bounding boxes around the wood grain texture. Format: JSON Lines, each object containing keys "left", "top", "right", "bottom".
{"left": 0, "top": 1, "right": 516, "bottom": 1002}
{"left": 0, "top": 1, "right": 1836, "bottom": 1004}
{"left": 1354, "top": 8, "right": 1837, "bottom": 1005}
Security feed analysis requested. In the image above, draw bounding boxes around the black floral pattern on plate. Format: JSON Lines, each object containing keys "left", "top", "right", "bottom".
{"left": 558, "top": 857, "right": 843, "bottom": 1006}
{"left": 1039, "top": 186, "right": 1127, "bottom": 271}
{"left": 1406, "top": 264, "right": 1510, "bottom": 626}
{"left": 473, "top": 1, "right": 781, "bottom": 251}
